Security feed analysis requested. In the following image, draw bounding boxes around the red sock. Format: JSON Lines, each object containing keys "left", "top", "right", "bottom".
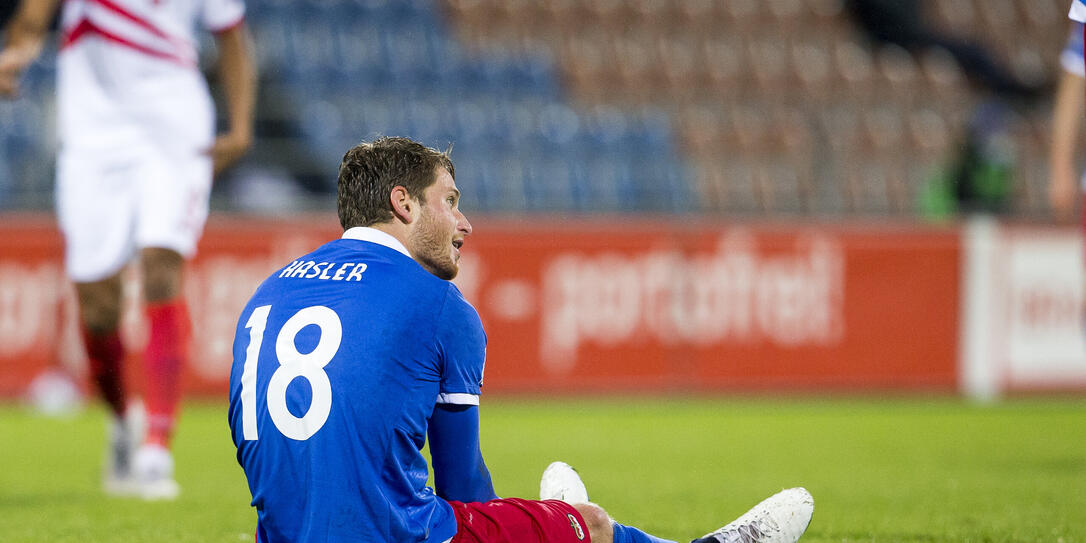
{"left": 144, "top": 298, "right": 189, "bottom": 448}
{"left": 81, "top": 327, "right": 127, "bottom": 418}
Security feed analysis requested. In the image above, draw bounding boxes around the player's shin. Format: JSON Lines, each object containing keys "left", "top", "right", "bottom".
{"left": 144, "top": 298, "right": 190, "bottom": 447}
{"left": 81, "top": 326, "right": 127, "bottom": 417}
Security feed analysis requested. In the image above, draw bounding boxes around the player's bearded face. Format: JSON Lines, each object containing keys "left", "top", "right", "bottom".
{"left": 408, "top": 169, "right": 470, "bottom": 280}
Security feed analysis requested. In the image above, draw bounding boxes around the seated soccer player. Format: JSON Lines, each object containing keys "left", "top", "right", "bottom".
{"left": 227, "top": 136, "right": 814, "bottom": 543}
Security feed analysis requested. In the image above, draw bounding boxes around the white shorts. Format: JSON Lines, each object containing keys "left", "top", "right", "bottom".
{"left": 56, "top": 145, "right": 212, "bottom": 282}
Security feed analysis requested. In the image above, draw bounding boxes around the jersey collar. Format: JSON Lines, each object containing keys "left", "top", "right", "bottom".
{"left": 342, "top": 227, "right": 411, "bottom": 258}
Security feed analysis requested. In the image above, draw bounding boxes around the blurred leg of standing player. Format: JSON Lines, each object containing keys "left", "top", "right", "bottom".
{"left": 130, "top": 142, "right": 213, "bottom": 500}
{"left": 74, "top": 250, "right": 191, "bottom": 499}
{"left": 139, "top": 248, "right": 187, "bottom": 452}
{"left": 133, "top": 247, "right": 191, "bottom": 500}
{"left": 75, "top": 274, "right": 140, "bottom": 496}
{"left": 71, "top": 250, "right": 192, "bottom": 500}
{"left": 58, "top": 145, "right": 142, "bottom": 497}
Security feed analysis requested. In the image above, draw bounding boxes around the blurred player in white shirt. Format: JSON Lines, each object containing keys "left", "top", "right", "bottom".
{"left": 0, "top": 0, "right": 255, "bottom": 499}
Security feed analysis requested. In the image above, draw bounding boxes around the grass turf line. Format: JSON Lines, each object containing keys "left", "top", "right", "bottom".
{"left": 0, "top": 398, "right": 1083, "bottom": 542}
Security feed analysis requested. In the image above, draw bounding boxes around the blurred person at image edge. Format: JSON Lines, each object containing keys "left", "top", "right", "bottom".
{"left": 0, "top": 0, "right": 256, "bottom": 499}
{"left": 1051, "top": 1, "right": 1086, "bottom": 221}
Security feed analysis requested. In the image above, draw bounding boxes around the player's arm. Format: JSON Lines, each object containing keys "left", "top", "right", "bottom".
{"left": 210, "top": 22, "right": 256, "bottom": 175}
{"left": 430, "top": 286, "right": 495, "bottom": 502}
{"left": 1049, "top": 68, "right": 1085, "bottom": 221}
{"left": 428, "top": 402, "right": 498, "bottom": 503}
{"left": 0, "top": 0, "right": 60, "bottom": 97}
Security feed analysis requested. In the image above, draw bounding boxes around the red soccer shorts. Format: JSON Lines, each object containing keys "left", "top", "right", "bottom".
{"left": 448, "top": 498, "right": 591, "bottom": 543}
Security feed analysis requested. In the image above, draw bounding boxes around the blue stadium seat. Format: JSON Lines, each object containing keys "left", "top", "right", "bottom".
{"left": 518, "top": 52, "right": 561, "bottom": 98}
{"left": 500, "top": 52, "right": 560, "bottom": 98}
{"left": 297, "top": 100, "right": 354, "bottom": 167}
{"left": 436, "top": 47, "right": 487, "bottom": 95}
{"left": 450, "top": 100, "right": 502, "bottom": 150}
{"left": 534, "top": 103, "right": 581, "bottom": 152}
{"left": 626, "top": 108, "right": 675, "bottom": 155}
{"left": 583, "top": 157, "right": 632, "bottom": 212}
{"left": 4, "top": 99, "right": 45, "bottom": 145}
{"left": 381, "top": 23, "right": 443, "bottom": 90}
{"left": 632, "top": 157, "right": 694, "bottom": 213}
{"left": 501, "top": 100, "right": 541, "bottom": 150}
{"left": 357, "top": 98, "right": 400, "bottom": 138}
{"left": 401, "top": 101, "right": 451, "bottom": 148}
{"left": 293, "top": 0, "right": 342, "bottom": 20}
{"left": 335, "top": 0, "right": 433, "bottom": 27}
{"left": 281, "top": 17, "right": 343, "bottom": 93}
{"left": 470, "top": 49, "right": 559, "bottom": 99}
{"left": 333, "top": 24, "right": 393, "bottom": 92}
{"left": 0, "top": 144, "right": 11, "bottom": 209}
{"left": 250, "top": 18, "right": 290, "bottom": 70}
{"left": 389, "top": 0, "right": 435, "bottom": 27}
{"left": 581, "top": 107, "right": 632, "bottom": 155}
{"left": 563, "top": 160, "right": 594, "bottom": 212}
{"left": 258, "top": 0, "right": 296, "bottom": 12}
{"left": 523, "top": 156, "right": 578, "bottom": 211}
{"left": 490, "top": 156, "right": 528, "bottom": 211}
{"left": 247, "top": 0, "right": 296, "bottom": 30}
{"left": 240, "top": 0, "right": 693, "bottom": 215}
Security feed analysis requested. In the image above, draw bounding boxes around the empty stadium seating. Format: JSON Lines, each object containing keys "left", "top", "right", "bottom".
{"left": 441, "top": 0, "right": 1066, "bottom": 217}
{"left": 0, "top": 0, "right": 1071, "bottom": 217}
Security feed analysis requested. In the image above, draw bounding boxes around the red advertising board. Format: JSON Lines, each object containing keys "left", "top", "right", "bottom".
{"left": 466, "top": 220, "right": 960, "bottom": 393}
{"left": 0, "top": 215, "right": 960, "bottom": 398}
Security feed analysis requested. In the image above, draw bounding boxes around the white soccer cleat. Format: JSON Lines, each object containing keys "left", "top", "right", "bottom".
{"left": 133, "top": 443, "right": 180, "bottom": 500}
{"left": 692, "top": 487, "right": 814, "bottom": 543}
{"left": 539, "top": 461, "right": 589, "bottom": 504}
{"left": 102, "top": 402, "right": 145, "bottom": 496}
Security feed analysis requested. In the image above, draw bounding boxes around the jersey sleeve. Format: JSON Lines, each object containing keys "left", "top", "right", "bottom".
{"left": 1072, "top": 0, "right": 1086, "bottom": 23}
{"left": 1062, "top": 22, "right": 1085, "bottom": 77}
{"left": 434, "top": 285, "right": 487, "bottom": 406}
{"left": 202, "top": 0, "right": 245, "bottom": 33}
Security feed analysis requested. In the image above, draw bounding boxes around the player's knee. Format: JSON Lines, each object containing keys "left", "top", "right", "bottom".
{"left": 572, "top": 503, "right": 613, "bottom": 542}
{"left": 141, "top": 248, "right": 184, "bottom": 302}
{"left": 76, "top": 277, "right": 123, "bottom": 332}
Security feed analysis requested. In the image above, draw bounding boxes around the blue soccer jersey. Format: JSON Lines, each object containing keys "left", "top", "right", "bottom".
{"left": 228, "top": 227, "right": 486, "bottom": 543}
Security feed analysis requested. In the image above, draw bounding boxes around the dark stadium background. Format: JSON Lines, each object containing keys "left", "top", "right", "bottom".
{"left": 0, "top": 0, "right": 1065, "bottom": 217}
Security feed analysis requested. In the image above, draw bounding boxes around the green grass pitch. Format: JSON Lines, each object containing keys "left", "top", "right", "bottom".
{"left": 1, "top": 397, "right": 1084, "bottom": 542}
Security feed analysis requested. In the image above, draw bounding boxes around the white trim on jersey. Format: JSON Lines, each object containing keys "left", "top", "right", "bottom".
{"left": 203, "top": 0, "right": 246, "bottom": 33}
{"left": 1071, "top": 1, "right": 1086, "bottom": 23}
{"left": 436, "top": 393, "right": 480, "bottom": 406}
{"left": 342, "top": 227, "right": 412, "bottom": 257}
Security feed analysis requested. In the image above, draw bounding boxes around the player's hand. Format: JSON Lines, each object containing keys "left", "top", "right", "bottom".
{"left": 1048, "top": 168, "right": 1078, "bottom": 222}
{"left": 210, "top": 130, "right": 252, "bottom": 176}
{"left": 0, "top": 44, "right": 38, "bottom": 98}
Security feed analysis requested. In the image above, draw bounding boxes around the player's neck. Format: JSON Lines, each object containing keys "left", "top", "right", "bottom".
{"left": 365, "top": 223, "right": 413, "bottom": 255}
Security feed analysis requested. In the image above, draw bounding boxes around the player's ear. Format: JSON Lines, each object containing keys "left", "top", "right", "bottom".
{"left": 389, "top": 186, "right": 415, "bottom": 224}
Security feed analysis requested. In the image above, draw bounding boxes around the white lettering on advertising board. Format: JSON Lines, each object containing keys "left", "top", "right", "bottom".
{"left": 540, "top": 231, "right": 845, "bottom": 374}
{"left": 1005, "top": 233, "right": 1086, "bottom": 386}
